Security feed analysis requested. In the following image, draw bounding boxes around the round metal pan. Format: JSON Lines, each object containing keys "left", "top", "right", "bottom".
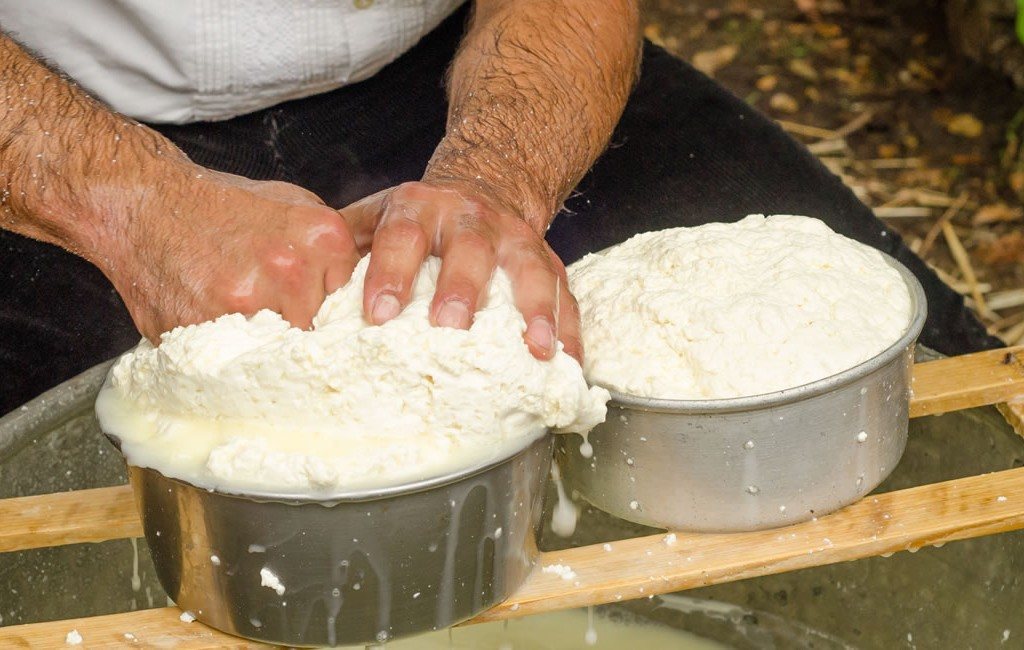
{"left": 557, "top": 254, "right": 927, "bottom": 532}
{"left": 109, "top": 433, "right": 552, "bottom": 647}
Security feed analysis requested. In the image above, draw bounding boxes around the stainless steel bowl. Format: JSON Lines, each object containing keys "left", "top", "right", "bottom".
{"left": 558, "top": 255, "right": 927, "bottom": 532}
{"left": 112, "top": 434, "right": 552, "bottom": 647}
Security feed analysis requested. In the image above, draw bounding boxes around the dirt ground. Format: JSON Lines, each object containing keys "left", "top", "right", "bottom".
{"left": 642, "top": 0, "right": 1024, "bottom": 345}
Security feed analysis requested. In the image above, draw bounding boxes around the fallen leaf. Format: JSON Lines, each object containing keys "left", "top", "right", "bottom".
{"left": 756, "top": 74, "right": 779, "bottom": 92}
{"left": 978, "top": 231, "right": 1024, "bottom": 266}
{"left": 946, "top": 113, "right": 984, "bottom": 138}
{"left": 813, "top": 22, "right": 842, "bottom": 38}
{"left": 769, "top": 92, "right": 799, "bottom": 113}
{"left": 804, "top": 86, "right": 821, "bottom": 102}
{"left": 788, "top": 58, "right": 819, "bottom": 81}
{"left": 643, "top": 23, "right": 666, "bottom": 48}
{"left": 906, "top": 60, "right": 936, "bottom": 82}
{"left": 951, "top": 152, "right": 983, "bottom": 165}
{"left": 794, "top": 0, "right": 819, "bottom": 19}
{"left": 1010, "top": 170, "right": 1024, "bottom": 194}
{"left": 932, "top": 107, "right": 954, "bottom": 126}
{"left": 692, "top": 44, "right": 739, "bottom": 77}
{"left": 825, "top": 67, "right": 856, "bottom": 84}
{"left": 973, "top": 203, "right": 1024, "bottom": 226}
{"left": 876, "top": 143, "right": 900, "bottom": 158}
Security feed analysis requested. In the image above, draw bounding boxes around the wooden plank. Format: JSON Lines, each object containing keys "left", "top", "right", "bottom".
{"left": 909, "top": 345, "right": 1024, "bottom": 418}
{"left": 0, "top": 485, "right": 141, "bottom": 553}
{"left": 7, "top": 465, "right": 1024, "bottom": 646}
{"left": 998, "top": 401, "right": 1024, "bottom": 438}
{"left": 471, "top": 465, "right": 1024, "bottom": 622}
{"left": 2, "top": 347, "right": 1023, "bottom": 555}
{"left": 0, "top": 607, "right": 272, "bottom": 649}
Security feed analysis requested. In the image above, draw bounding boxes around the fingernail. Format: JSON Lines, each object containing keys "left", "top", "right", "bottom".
{"left": 526, "top": 318, "right": 555, "bottom": 355}
{"left": 371, "top": 293, "right": 401, "bottom": 323}
{"left": 437, "top": 300, "right": 470, "bottom": 329}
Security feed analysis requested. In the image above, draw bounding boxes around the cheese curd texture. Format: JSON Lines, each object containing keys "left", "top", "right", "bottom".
{"left": 96, "top": 256, "right": 609, "bottom": 495}
{"left": 568, "top": 215, "right": 914, "bottom": 400}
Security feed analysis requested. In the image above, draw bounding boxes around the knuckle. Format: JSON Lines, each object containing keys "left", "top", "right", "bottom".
{"left": 378, "top": 216, "right": 427, "bottom": 248}
{"left": 390, "top": 181, "right": 429, "bottom": 203}
{"left": 306, "top": 211, "right": 357, "bottom": 251}
{"left": 220, "top": 290, "right": 257, "bottom": 314}
{"left": 451, "top": 226, "right": 496, "bottom": 259}
{"left": 264, "top": 244, "right": 304, "bottom": 274}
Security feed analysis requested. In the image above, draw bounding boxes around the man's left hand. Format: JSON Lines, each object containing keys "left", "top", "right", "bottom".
{"left": 338, "top": 181, "right": 581, "bottom": 363}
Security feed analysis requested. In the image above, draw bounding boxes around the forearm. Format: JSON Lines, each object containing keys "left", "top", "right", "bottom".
{"left": 424, "top": 0, "right": 640, "bottom": 233}
{"left": 0, "top": 33, "right": 186, "bottom": 268}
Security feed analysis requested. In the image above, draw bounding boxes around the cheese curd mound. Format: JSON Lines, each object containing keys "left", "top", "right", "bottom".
{"left": 568, "top": 215, "right": 914, "bottom": 400}
{"left": 96, "top": 256, "right": 609, "bottom": 494}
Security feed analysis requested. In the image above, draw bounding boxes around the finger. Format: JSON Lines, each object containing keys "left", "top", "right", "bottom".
{"left": 266, "top": 247, "right": 323, "bottom": 330}
{"left": 336, "top": 188, "right": 393, "bottom": 253}
{"left": 556, "top": 275, "right": 584, "bottom": 365}
{"left": 502, "top": 237, "right": 560, "bottom": 360}
{"left": 250, "top": 180, "right": 328, "bottom": 206}
{"left": 363, "top": 198, "right": 433, "bottom": 324}
{"left": 541, "top": 244, "right": 583, "bottom": 364}
{"left": 324, "top": 249, "right": 360, "bottom": 295}
{"left": 306, "top": 212, "right": 362, "bottom": 294}
{"left": 431, "top": 214, "right": 498, "bottom": 329}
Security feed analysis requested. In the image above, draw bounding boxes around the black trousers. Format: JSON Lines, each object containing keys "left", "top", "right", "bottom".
{"left": 0, "top": 10, "right": 1001, "bottom": 416}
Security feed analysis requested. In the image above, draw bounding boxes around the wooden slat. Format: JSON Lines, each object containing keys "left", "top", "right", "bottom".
{"left": 6, "top": 465, "right": 1024, "bottom": 646}
{"left": 0, "top": 607, "right": 271, "bottom": 649}
{"left": 910, "top": 345, "right": 1024, "bottom": 418}
{"left": 998, "top": 401, "right": 1024, "bottom": 438}
{"left": 0, "top": 485, "right": 141, "bottom": 553}
{"left": 2, "top": 347, "right": 1023, "bottom": 556}
{"left": 472, "top": 464, "right": 1024, "bottom": 622}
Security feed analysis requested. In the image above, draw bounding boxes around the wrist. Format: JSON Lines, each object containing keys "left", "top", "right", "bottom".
{"left": 424, "top": 135, "right": 556, "bottom": 234}
{"left": 69, "top": 127, "right": 194, "bottom": 276}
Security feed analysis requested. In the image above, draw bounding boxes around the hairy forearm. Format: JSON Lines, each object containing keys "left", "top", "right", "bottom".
{"left": 0, "top": 33, "right": 186, "bottom": 268}
{"left": 424, "top": 0, "right": 640, "bottom": 232}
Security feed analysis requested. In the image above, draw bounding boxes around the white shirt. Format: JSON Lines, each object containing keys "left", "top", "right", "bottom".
{"left": 0, "top": 0, "right": 463, "bottom": 124}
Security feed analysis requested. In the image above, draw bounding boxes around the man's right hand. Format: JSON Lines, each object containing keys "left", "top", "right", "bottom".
{"left": 0, "top": 34, "right": 361, "bottom": 343}
{"left": 104, "top": 165, "right": 361, "bottom": 343}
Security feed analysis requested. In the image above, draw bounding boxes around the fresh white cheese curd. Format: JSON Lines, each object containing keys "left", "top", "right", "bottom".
{"left": 568, "top": 215, "right": 913, "bottom": 400}
{"left": 96, "top": 256, "right": 609, "bottom": 495}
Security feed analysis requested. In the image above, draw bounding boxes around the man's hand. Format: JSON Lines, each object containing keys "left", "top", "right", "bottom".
{"left": 108, "top": 166, "right": 359, "bottom": 342}
{"left": 346, "top": 0, "right": 640, "bottom": 364}
{"left": 0, "top": 34, "right": 358, "bottom": 343}
{"left": 339, "top": 180, "right": 581, "bottom": 362}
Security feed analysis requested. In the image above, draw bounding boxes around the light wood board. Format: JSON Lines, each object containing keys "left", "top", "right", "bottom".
{"left": 3, "top": 345, "right": 1024, "bottom": 646}
{"left": 909, "top": 345, "right": 1024, "bottom": 418}
{"left": 0, "top": 484, "right": 141, "bottom": 553}
{"left": 5, "top": 465, "right": 1024, "bottom": 646}
{"left": 0, "top": 607, "right": 272, "bottom": 649}
{"left": 4, "top": 346, "right": 1022, "bottom": 555}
